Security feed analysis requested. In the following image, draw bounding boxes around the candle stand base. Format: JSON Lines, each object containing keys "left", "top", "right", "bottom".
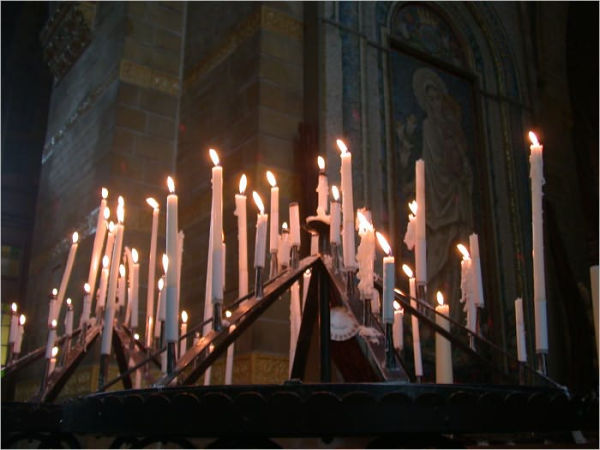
{"left": 384, "top": 323, "right": 396, "bottom": 369}
{"left": 536, "top": 352, "right": 548, "bottom": 376}
{"left": 98, "top": 354, "right": 109, "bottom": 391}
{"left": 213, "top": 303, "right": 223, "bottom": 332}
{"left": 362, "top": 297, "right": 372, "bottom": 327}
{"left": 269, "top": 252, "right": 278, "bottom": 279}
{"left": 255, "top": 267, "right": 265, "bottom": 299}
{"left": 290, "top": 246, "right": 299, "bottom": 269}
{"left": 166, "top": 342, "right": 176, "bottom": 376}
{"left": 305, "top": 217, "right": 330, "bottom": 255}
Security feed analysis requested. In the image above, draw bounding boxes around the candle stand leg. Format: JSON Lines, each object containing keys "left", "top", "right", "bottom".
{"left": 362, "top": 297, "right": 372, "bottom": 327}
{"left": 269, "top": 252, "right": 278, "bottom": 279}
{"left": 536, "top": 352, "right": 548, "bottom": 376}
{"left": 290, "top": 246, "right": 299, "bottom": 270}
{"left": 255, "top": 267, "right": 264, "bottom": 299}
{"left": 166, "top": 342, "right": 176, "bottom": 376}
{"left": 385, "top": 323, "right": 396, "bottom": 369}
{"left": 318, "top": 232, "right": 329, "bottom": 255}
{"left": 98, "top": 354, "right": 109, "bottom": 391}
{"left": 213, "top": 302, "right": 223, "bottom": 331}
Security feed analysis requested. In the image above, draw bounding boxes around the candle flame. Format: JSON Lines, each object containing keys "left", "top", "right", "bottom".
{"left": 330, "top": 186, "right": 339, "bottom": 202}
{"left": 158, "top": 277, "right": 164, "bottom": 291}
{"left": 282, "top": 222, "right": 288, "bottom": 231}
{"left": 119, "top": 264, "right": 126, "bottom": 278}
{"left": 134, "top": 333, "right": 140, "bottom": 340}
{"left": 409, "top": 200, "right": 418, "bottom": 216}
{"left": 52, "top": 288, "right": 58, "bottom": 296}
{"left": 66, "top": 298, "right": 72, "bottom": 306}
{"left": 436, "top": 291, "right": 444, "bottom": 306}
{"left": 167, "top": 176, "right": 175, "bottom": 193}
{"left": 394, "top": 288, "right": 406, "bottom": 296}
{"left": 146, "top": 197, "right": 159, "bottom": 209}
{"left": 108, "top": 221, "right": 115, "bottom": 233}
{"left": 376, "top": 231, "right": 392, "bottom": 256}
{"left": 393, "top": 300, "right": 401, "bottom": 311}
{"left": 117, "top": 203, "right": 124, "bottom": 224}
{"left": 456, "top": 243, "right": 470, "bottom": 260}
{"left": 102, "top": 255, "right": 110, "bottom": 269}
{"left": 51, "top": 319, "right": 57, "bottom": 328}
{"left": 102, "top": 187, "right": 108, "bottom": 199}
{"left": 181, "top": 310, "right": 188, "bottom": 323}
{"left": 19, "top": 314, "right": 26, "bottom": 325}
{"left": 528, "top": 131, "right": 540, "bottom": 146}
{"left": 266, "top": 170, "right": 277, "bottom": 187}
{"left": 336, "top": 139, "right": 348, "bottom": 155}
{"left": 84, "top": 283, "right": 91, "bottom": 294}
{"left": 402, "top": 264, "right": 413, "bottom": 279}
{"left": 51, "top": 346, "right": 59, "bottom": 358}
{"left": 72, "top": 232, "right": 79, "bottom": 243}
{"left": 317, "top": 156, "right": 325, "bottom": 170}
{"left": 239, "top": 174, "right": 247, "bottom": 194}
{"left": 357, "top": 210, "right": 373, "bottom": 233}
{"left": 304, "top": 269, "right": 312, "bottom": 276}
{"left": 162, "top": 254, "right": 169, "bottom": 273}
{"left": 148, "top": 316, "right": 153, "bottom": 328}
{"left": 209, "top": 148, "right": 220, "bottom": 166}
{"left": 252, "top": 191, "right": 264, "bottom": 214}
{"left": 104, "top": 207, "right": 110, "bottom": 220}
{"left": 225, "top": 310, "right": 232, "bottom": 318}
{"left": 118, "top": 195, "right": 124, "bottom": 206}
{"left": 132, "top": 248, "right": 139, "bottom": 263}
{"left": 11, "top": 302, "right": 17, "bottom": 313}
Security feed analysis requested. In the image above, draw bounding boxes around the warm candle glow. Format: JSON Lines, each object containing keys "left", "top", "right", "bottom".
{"left": 331, "top": 185, "right": 340, "bottom": 201}
{"left": 108, "top": 221, "right": 115, "bottom": 233}
{"left": 51, "top": 319, "right": 57, "bottom": 328}
{"left": 376, "top": 231, "right": 392, "bottom": 256}
{"left": 209, "top": 148, "right": 220, "bottom": 166}
{"left": 19, "top": 314, "right": 26, "bottom": 325}
{"left": 181, "top": 310, "right": 188, "bottom": 323}
{"left": 252, "top": 191, "right": 265, "bottom": 214}
{"left": 118, "top": 195, "right": 124, "bottom": 206}
{"left": 167, "top": 176, "right": 175, "bottom": 193}
{"left": 436, "top": 291, "right": 444, "bottom": 306}
{"left": 117, "top": 203, "right": 124, "bottom": 224}
{"left": 51, "top": 346, "right": 59, "bottom": 358}
{"left": 266, "top": 170, "right": 277, "bottom": 187}
{"left": 305, "top": 269, "right": 312, "bottom": 276}
{"left": 162, "top": 254, "right": 169, "bottom": 273}
{"left": 357, "top": 211, "right": 373, "bottom": 233}
{"left": 102, "top": 187, "right": 109, "bottom": 199}
{"left": 134, "top": 333, "right": 140, "bottom": 340}
{"left": 317, "top": 156, "right": 325, "bottom": 170}
{"left": 225, "top": 310, "right": 232, "bottom": 318}
{"left": 66, "top": 298, "right": 72, "bottom": 306}
{"left": 52, "top": 288, "right": 58, "bottom": 296}
{"left": 146, "top": 197, "right": 159, "bottom": 209}
{"left": 409, "top": 200, "right": 418, "bottom": 216}
{"left": 239, "top": 174, "right": 247, "bottom": 194}
{"left": 11, "top": 302, "right": 17, "bottom": 313}
{"left": 402, "top": 264, "right": 414, "bottom": 279}
{"left": 104, "top": 207, "right": 110, "bottom": 220}
{"left": 456, "top": 243, "right": 470, "bottom": 260}
{"left": 393, "top": 300, "right": 401, "bottom": 311}
{"left": 282, "top": 222, "right": 288, "bottom": 231}
{"left": 84, "top": 283, "right": 91, "bottom": 293}
{"left": 102, "top": 255, "right": 109, "bottom": 269}
{"left": 72, "top": 232, "right": 79, "bottom": 243}
{"left": 336, "top": 139, "right": 348, "bottom": 155}
{"left": 132, "top": 248, "right": 139, "bottom": 264}
{"left": 528, "top": 131, "right": 540, "bottom": 146}
{"left": 119, "top": 264, "right": 126, "bottom": 278}
{"left": 158, "top": 278, "right": 164, "bottom": 291}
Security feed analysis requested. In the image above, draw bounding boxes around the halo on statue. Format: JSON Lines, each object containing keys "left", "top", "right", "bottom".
{"left": 412, "top": 67, "right": 447, "bottom": 112}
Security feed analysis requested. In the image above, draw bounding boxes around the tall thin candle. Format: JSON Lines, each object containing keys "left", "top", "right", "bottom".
{"left": 235, "top": 175, "right": 249, "bottom": 297}
{"left": 209, "top": 149, "right": 224, "bottom": 306}
{"left": 402, "top": 264, "right": 423, "bottom": 377}
{"left": 330, "top": 186, "right": 341, "bottom": 245}
{"left": 415, "top": 160, "right": 427, "bottom": 285}
{"left": 86, "top": 188, "right": 109, "bottom": 307}
{"left": 145, "top": 197, "right": 160, "bottom": 344}
{"left": 55, "top": 232, "right": 79, "bottom": 322}
{"left": 253, "top": 192, "right": 268, "bottom": 269}
{"left": 316, "top": 156, "right": 328, "bottom": 216}
{"left": 266, "top": 171, "right": 279, "bottom": 253}
{"left": 435, "top": 291, "right": 453, "bottom": 383}
{"left": 376, "top": 232, "right": 395, "bottom": 324}
{"left": 337, "top": 139, "right": 356, "bottom": 269}
{"left": 165, "top": 176, "right": 179, "bottom": 344}
{"left": 130, "top": 248, "right": 139, "bottom": 328}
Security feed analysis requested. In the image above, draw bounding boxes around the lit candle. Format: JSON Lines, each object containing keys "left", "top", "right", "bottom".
{"left": 209, "top": 149, "right": 224, "bottom": 307}
{"left": 65, "top": 298, "right": 74, "bottom": 337}
{"left": 159, "top": 255, "right": 168, "bottom": 323}
{"left": 117, "top": 264, "right": 126, "bottom": 312}
{"left": 330, "top": 186, "right": 341, "bottom": 245}
{"left": 457, "top": 243, "right": 476, "bottom": 333}
{"left": 337, "top": 139, "right": 357, "bottom": 269}
{"left": 393, "top": 301, "right": 404, "bottom": 351}
{"left": 435, "top": 291, "right": 453, "bottom": 383}
{"left": 166, "top": 176, "right": 179, "bottom": 345}
{"left": 80, "top": 283, "right": 92, "bottom": 327}
{"left": 356, "top": 211, "right": 375, "bottom": 301}
{"left": 48, "top": 346, "right": 59, "bottom": 374}
{"left": 253, "top": 192, "right": 268, "bottom": 269}
{"left": 48, "top": 288, "right": 58, "bottom": 327}
{"left": 528, "top": 131, "right": 548, "bottom": 353}
{"left": 469, "top": 234, "right": 485, "bottom": 308}
{"left": 377, "top": 232, "right": 395, "bottom": 324}
{"left": 514, "top": 297, "right": 527, "bottom": 362}
{"left": 302, "top": 269, "right": 311, "bottom": 308}
{"left": 278, "top": 222, "right": 290, "bottom": 269}
{"left": 289, "top": 202, "right": 301, "bottom": 248}
{"left": 145, "top": 197, "right": 160, "bottom": 345}
{"left": 46, "top": 319, "right": 57, "bottom": 360}
{"left": 55, "top": 231, "right": 79, "bottom": 322}
{"left": 266, "top": 170, "right": 279, "bottom": 253}
{"left": 403, "top": 200, "right": 417, "bottom": 250}
{"left": 101, "top": 198, "right": 125, "bottom": 355}
{"left": 415, "top": 160, "right": 426, "bottom": 285}
{"left": 316, "top": 156, "right": 328, "bottom": 216}
{"left": 130, "top": 248, "right": 139, "bottom": 328}
{"left": 402, "top": 264, "right": 423, "bottom": 378}
{"left": 235, "top": 175, "right": 249, "bottom": 297}
{"left": 96, "top": 254, "right": 110, "bottom": 314}
{"left": 86, "top": 188, "right": 109, "bottom": 309}
{"left": 14, "top": 314, "right": 26, "bottom": 355}
{"left": 155, "top": 277, "right": 165, "bottom": 338}
{"left": 133, "top": 332, "right": 142, "bottom": 388}
{"left": 179, "top": 310, "right": 188, "bottom": 357}
{"left": 9, "top": 302, "right": 18, "bottom": 347}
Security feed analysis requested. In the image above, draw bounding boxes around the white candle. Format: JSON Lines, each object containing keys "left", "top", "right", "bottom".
{"left": 155, "top": 277, "right": 165, "bottom": 338}
{"left": 289, "top": 202, "right": 301, "bottom": 247}
{"left": 235, "top": 175, "right": 249, "bottom": 296}
{"left": 48, "top": 288, "right": 57, "bottom": 328}
{"left": 302, "top": 269, "right": 311, "bottom": 309}
{"left": 130, "top": 248, "right": 139, "bottom": 328}
{"left": 179, "top": 310, "right": 188, "bottom": 357}
{"left": 528, "top": 132, "right": 548, "bottom": 353}
{"left": 415, "top": 160, "right": 427, "bottom": 284}
{"left": 14, "top": 314, "right": 26, "bottom": 355}
{"left": 9, "top": 303, "right": 18, "bottom": 345}
{"left": 165, "top": 176, "right": 179, "bottom": 344}
{"left": 377, "top": 232, "right": 395, "bottom": 324}
{"left": 356, "top": 211, "right": 375, "bottom": 300}
{"left": 64, "top": 298, "right": 74, "bottom": 336}
{"left": 145, "top": 198, "right": 160, "bottom": 344}
{"left": 101, "top": 198, "right": 125, "bottom": 355}
{"left": 49, "top": 346, "right": 59, "bottom": 374}
{"left": 289, "top": 282, "right": 302, "bottom": 373}
{"left": 393, "top": 301, "right": 404, "bottom": 351}
{"left": 403, "top": 264, "right": 422, "bottom": 377}
{"left": 515, "top": 297, "right": 527, "bottom": 362}
{"left": 96, "top": 255, "right": 110, "bottom": 313}
{"left": 316, "top": 156, "right": 328, "bottom": 216}
{"left": 209, "top": 150, "right": 224, "bottom": 305}
{"left": 338, "top": 139, "right": 356, "bottom": 269}
{"left": 469, "top": 233, "right": 485, "bottom": 308}
{"left": 253, "top": 192, "right": 268, "bottom": 269}
{"left": 457, "top": 244, "right": 476, "bottom": 333}
{"left": 266, "top": 170, "right": 279, "bottom": 252}
{"left": 176, "top": 230, "right": 184, "bottom": 318}
{"left": 80, "top": 283, "right": 92, "bottom": 327}
{"left": 278, "top": 223, "right": 290, "bottom": 269}
{"left": 310, "top": 231, "right": 319, "bottom": 256}
{"left": 403, "top": 201, "right": 417, "bottom": 250}
{"left": 117, "top": 264, "right": 126, "bottom": 311}
{"left": 225, "top": 323, "right": 236, "bottom": 384}
{"left": 435, "top": 291, "right": 453, "bottom": 383}
{"left": 86, "top": 188, "right": 109, "bottom": 307}
{"left": 55, "top": 231, "right": 79, "bottom": 322}
{"left": 46, "top": 320, "right": 57, "bottom": 359}
{"left": 202, "top": 213, "right": 214, "bottom": 344}
{"left": 330, "top": 186, "right": 341, "bottom": 245}
{"left": 159, "top": 256, "right": 168, "bottom": 322}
